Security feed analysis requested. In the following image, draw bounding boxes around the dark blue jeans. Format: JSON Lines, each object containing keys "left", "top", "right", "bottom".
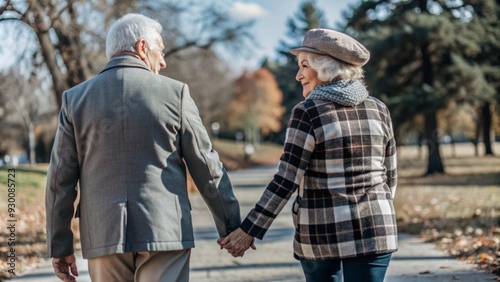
{"left": 299, "top": 253, "right": 392, "bottom": 282}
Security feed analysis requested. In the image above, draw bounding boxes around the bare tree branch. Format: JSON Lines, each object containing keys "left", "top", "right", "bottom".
{"left": 0, "top": 17, "right": 21, "bottom": 21}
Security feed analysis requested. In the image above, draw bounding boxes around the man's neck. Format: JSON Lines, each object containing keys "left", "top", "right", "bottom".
{"left": 112, "top": 51, "right": 141, "bottom": 59}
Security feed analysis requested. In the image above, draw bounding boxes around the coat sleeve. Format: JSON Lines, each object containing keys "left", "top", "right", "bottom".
{"left": 384, "top": 108, "right": 397, "bottom": 199}
{"left": 241, "top": 103, "right": 315, "bottom": 239}
{"left": 46, "top": 91, "right": 80, "bottom": 258}
{"left": 179, "top": 84, "right": 241, "bottom": 237}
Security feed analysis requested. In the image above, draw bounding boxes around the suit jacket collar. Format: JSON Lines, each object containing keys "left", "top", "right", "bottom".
{"left": 99, "top": 55, "right": 151, "bottom": 74}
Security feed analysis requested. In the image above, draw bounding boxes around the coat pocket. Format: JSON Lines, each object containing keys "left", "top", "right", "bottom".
{"left": 291, "top": 197, "right": 301, "bottom": 227}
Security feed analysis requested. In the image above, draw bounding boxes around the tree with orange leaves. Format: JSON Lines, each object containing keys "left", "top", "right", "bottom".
{"left": 227, "top": 68, "right": 285, "bottom": 144}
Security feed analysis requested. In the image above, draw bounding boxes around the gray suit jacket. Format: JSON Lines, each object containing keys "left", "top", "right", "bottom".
{"left": 46, "top": 56, "right": 241, "bottom": 259}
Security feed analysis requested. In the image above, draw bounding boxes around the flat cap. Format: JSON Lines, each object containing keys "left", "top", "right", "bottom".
{"left": 291, "top": 28, "right": 370, "bottom": 67}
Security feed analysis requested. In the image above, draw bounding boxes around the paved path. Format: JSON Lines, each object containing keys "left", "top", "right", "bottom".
{"left": 10, "top": 165, "right": 496, "bottom": 281}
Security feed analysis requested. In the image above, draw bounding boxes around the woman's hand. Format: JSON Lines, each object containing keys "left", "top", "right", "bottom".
{"left": 220, "top": 228, "right": 256, "bottom": 257}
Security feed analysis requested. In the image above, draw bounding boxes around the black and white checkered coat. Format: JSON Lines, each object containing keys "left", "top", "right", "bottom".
{"left": 241, "top": 80, "right": 398, "bottom": 260}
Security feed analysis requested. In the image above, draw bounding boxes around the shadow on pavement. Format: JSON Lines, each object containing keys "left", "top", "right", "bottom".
{"left": 12, "top": 270, "right": 89, "bottom": 279}
{"left": 191, "top": 261, "right": 300, "bottom": 272}
{"left": 391, "top": 256, "right": 451, "bottom": 260}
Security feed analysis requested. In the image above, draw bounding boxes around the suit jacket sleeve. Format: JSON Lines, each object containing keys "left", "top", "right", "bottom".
{"left": 179, "top": 84, "right": 241, "bottom": 237}
{"left": 45, "top": 91, "right": 79, "bottom": 258}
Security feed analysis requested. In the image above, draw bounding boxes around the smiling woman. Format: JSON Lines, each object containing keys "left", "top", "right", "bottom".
{"left": 221, "top": 28, "right": 398, "bottom": 282}
{"left": 295, "top": 54, "right": 325, "bottom": 98}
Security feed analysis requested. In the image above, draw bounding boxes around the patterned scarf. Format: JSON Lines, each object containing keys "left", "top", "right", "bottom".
{"left": 307, "top": 79, "right": 369, "bottom": 106}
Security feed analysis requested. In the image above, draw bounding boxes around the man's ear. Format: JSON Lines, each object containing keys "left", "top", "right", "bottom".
{"left": 136, "top": 39, "right": 147, "bottom": 60}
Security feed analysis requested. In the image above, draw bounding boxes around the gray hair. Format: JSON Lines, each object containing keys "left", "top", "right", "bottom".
{"left": 305, "top": 52, "right": 365, "bottom": 81}
{"left": 106, "top": 13, "right": 163, "bottom": 59}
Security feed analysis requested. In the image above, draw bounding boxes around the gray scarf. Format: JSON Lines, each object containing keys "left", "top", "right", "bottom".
{"left": 306, "top": 79, "right": 369, "bottom": 106}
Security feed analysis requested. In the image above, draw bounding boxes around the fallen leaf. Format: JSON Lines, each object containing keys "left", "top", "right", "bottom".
{"left": 480, "top": 253, "right": 494, "bottom": 263}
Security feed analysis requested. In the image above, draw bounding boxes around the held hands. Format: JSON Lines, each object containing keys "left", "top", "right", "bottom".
{"left": 218, "top": 228, "right": 256, "bottom": 257}
{"left": 52, "top": 254, "right": 78, "bottom": 282}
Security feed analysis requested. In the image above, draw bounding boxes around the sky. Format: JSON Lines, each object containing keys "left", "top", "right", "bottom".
{"left": 218, "top": 0, "right": 359, "bottom": 72}
{"left": 0, "top": 0, "right": 359, "bottom": 73}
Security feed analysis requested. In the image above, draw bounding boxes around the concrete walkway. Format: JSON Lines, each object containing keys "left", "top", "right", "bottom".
{"left": 9, "top": 165, "right": 496, "bottom": 281}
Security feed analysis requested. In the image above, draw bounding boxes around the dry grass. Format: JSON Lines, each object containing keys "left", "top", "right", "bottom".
{"left": 395, "top": 143, "right": 500, "bottom": 276}
{"left": 0, "top": 166, "right": 50, "bottom": 280}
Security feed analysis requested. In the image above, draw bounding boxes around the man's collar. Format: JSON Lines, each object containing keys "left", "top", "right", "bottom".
{"left": 99, "top": 55, "right": 151, "bottom": 74}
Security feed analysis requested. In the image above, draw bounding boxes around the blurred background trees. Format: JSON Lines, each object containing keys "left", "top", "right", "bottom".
{"left": 263, "top": 0, "right": 330, "bottom": 143}
{"left": 0, "top": 71, "right": 50, "bottom": 164}
{"left": 0, "top": 0, "right": 254, "bottom": 107}
{"left": 0, "top": 0, "right": 254, "bottom": 162}
{"left": 343, "top": 0, "right": 499, "bottom": 174}
{"left": 227, "top": 68, "right": 285, "bottom": 145}
{"left": 0, "top": 0, "right": 498, "bottom": 175}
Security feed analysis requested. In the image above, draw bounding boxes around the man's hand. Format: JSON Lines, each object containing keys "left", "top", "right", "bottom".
{"left": 220, "top": 228, "right": 256, "bottom": 257}
{"left": 217, "top": 237, "right": 225, "bottom": 249}
{"left": 52, "top": 254, "right": 78, "bottom": 282}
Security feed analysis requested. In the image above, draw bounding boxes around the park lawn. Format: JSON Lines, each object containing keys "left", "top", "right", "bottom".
{"left": 0, "top": 143, "right": 498, "bottom": 279}
{"left": 0, "top": 165, "right": 52, "bottom": 279}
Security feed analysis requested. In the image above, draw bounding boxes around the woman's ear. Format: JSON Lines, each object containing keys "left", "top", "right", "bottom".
{"left": 135, "top": 39, "right": 147, "bottom": 60}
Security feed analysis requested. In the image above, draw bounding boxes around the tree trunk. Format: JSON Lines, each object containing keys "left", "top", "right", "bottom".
{"left": 450, "top": 134, "right": 456, "bottom": 158}
{"left": 26, "top": 0, "right": 69, "bottom": 108}
{"left": 28, "top": 122, "right": 36, "bottom": 164}
{"left": 417, "top": 133, "right": 424, "bottom": 159}
{"left": 36, "top": 31, "right": 68, "bottom": 108}
{"left": 482, "top": 102, "right": 494, "bottom": 155}
{"left": 419, "top": 23, "right": 444, "bottom": 174}
{"left": 424, "top": 111, "right": 445, "bottom": 174}
{"left": 24, "top": 0, "right": 91, "bottom": 109}
{"left": 52, "top": 0, "right": 91, "bottom": 88}
{"left": 473, "top": 109, "right": 482, "bottom": 156}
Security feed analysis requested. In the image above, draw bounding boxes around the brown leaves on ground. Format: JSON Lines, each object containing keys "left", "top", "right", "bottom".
{"left": 395, "top": 149, "right": 500, "bottom": 278}
{"left": 423, "top": 226, "right": 500, "bottom": 276}
{"left": 0, "top": 203, "right": 51, "bottom": 280}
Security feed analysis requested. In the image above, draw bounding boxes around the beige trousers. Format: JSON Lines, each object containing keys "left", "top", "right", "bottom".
{"left": 88, "top": 250, "right": 191, "bottom": 282}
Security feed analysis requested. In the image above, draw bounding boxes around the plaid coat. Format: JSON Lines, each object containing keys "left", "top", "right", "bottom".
{"left": 240, "top": 80, "right": 397, "bottom": 260}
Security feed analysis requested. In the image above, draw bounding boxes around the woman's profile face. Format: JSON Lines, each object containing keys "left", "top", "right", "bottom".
{"left": 295, "top": 52, "right": 327, "bottom": 98}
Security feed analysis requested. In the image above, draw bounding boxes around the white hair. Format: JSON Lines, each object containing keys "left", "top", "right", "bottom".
{"left": 304, "top": 52, "right": 365, "bottom": 81}
{"left": 106, "top": 13, "right": 163, "bottom": 59}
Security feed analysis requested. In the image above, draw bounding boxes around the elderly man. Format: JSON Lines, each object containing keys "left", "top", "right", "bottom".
{"left": 46, "top": 13, "right": 240, "bottom": 282}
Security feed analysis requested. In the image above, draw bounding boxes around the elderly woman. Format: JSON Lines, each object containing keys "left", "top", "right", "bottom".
{"left": 221, "top": 28, "right": 398, "bottom": 282}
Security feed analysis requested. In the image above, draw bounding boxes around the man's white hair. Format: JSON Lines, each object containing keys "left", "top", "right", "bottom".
{"left": 105, "top": 13, "right": 162, "bottom": 59}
